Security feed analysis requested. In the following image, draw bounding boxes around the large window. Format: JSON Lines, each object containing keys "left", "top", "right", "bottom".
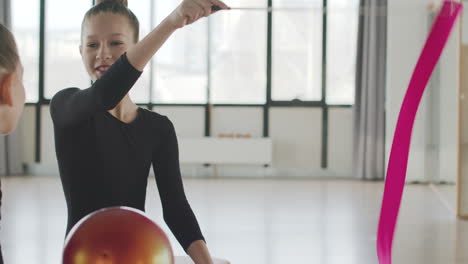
{"left": 12, "top": 0, "right": 40, "bottom": 103}
{"left": 24, "top": 0, "right": 358, "bottom": 105}
{"left": 20, "top": 0, "right": 359, "bottom": 166}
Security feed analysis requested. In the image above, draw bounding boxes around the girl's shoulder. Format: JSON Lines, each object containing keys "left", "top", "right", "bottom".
{"left": 50, "top": 87, "right": 80, "bottom": 104}
{"left": 138, "top": 108, "right": 173, "bottom": 128}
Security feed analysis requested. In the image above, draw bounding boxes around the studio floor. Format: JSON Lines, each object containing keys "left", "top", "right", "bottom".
{"left": 1, "top": 176, "right": 467, "bottom": 264}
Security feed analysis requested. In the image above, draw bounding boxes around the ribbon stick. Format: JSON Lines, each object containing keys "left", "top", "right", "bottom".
{"left": 377, "top": 1, "right": 462, "bottom": 264}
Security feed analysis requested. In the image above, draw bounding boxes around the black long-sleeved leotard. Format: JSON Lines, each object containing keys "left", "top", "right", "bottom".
{"left": 50, "top": 53, "right": 204, "bottom": 251}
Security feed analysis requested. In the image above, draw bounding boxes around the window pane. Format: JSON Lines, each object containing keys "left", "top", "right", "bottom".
{"left": 210, "top": 4, "right": 267, "bottom": 104}
{"left": 272, "top": 9, "right": 323, "bottom": 101}
{"left": 326, "top": 0, "right": 358, "bottom": 105}
{"left": 128, "top": 0, "right": 151, "bottom": 103}
{"left": 152, "top": 0, "right": 207, "bottom": 104}
{"left": 45, "top": 0, "right": 92, "bottom": 99}
{"left": 274, "top": 0, "right": 322, "bottom": 8}
{"left": 12, "top": 0, "right": 40, "bottom": 103}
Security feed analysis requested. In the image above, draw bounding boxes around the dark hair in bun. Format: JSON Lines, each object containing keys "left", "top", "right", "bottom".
{"left": 95, "top": 0, "right": 128, "bottom": 7}
{"left": 82, "top": 0, "right": 139, "bottom": 42}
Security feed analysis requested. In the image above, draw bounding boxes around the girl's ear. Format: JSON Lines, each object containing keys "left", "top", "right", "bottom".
{"left": 0, "top": 73, "right": 14, "bottom": 106}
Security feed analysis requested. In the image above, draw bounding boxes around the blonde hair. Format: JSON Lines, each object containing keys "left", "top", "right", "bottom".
{"left": 0, "top": 24, "right": 19, "bottom": 74}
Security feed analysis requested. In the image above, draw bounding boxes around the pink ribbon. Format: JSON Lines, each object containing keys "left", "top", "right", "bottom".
{"left": 377, "top": 1, "right": 462, "bottom": 264}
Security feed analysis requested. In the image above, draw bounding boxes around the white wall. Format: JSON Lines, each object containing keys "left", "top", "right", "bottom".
{"left": 438, "top": 20, "right": 460, "bottom": 183}
{"left": 212, "top": 107, "right": 263, "bottom": 138}
{"left": 269, "top": 107, "right": 322, "bottom": 169}
{"left": 328, "top": 107, "right": 354, "bottom": 177}
{"left": 458, "top": 0, "right": 468, "bottom": 216}
{"left": 386, "top": 0, "right": 460, "bottom": 183}
{"left": 152, "top": 106, "right": 205, "bottom": 137}
{"left": 18, "top": 106, "right": 35, "bottom": 164}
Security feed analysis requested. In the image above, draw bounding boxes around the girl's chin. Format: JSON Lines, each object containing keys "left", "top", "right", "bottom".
{"left": 92, "top": 74, "right": 101, "bottom": 81}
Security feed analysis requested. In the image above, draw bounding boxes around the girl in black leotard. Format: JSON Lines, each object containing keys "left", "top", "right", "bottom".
{"left": 50, "top": 1, "right": 229, "bottom": 263}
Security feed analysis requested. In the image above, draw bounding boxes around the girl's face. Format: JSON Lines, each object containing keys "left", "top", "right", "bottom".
{"left": 0, "top": 61, "right": 25, "bottom": 134}
{"left": 80, "top": 13, "right": 135, "bottom": 81}
{"left": 12, "top": 62, "right": 25, "bottom": 109}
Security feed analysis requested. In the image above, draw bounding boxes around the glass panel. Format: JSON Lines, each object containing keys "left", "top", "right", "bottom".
{"left": 210, "top": 4, "right": 267, "bottom": 104}
{"left": 11, "top": 0, "right": 40, "bottom": 103}
{"left": 272, "top": 8, "right": 323, "bottom": 101}
{"left": 44, "top": 0, "right": 92, "bottom": 99}
{"left": 128, "top": 0, "right": 151, "bottom": 103}
{"left": 152, "top": 0, "right": 207, "bottom": 104}
{"left": 326, "top": 0, "right": 358, "bottom": 105}
{"left": 273, "top": 0, "right": 322, "bottom": 8}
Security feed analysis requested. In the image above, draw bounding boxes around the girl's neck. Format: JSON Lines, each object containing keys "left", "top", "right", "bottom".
{"left": 108, "top": 95, "right": 139, "bottom": 123}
